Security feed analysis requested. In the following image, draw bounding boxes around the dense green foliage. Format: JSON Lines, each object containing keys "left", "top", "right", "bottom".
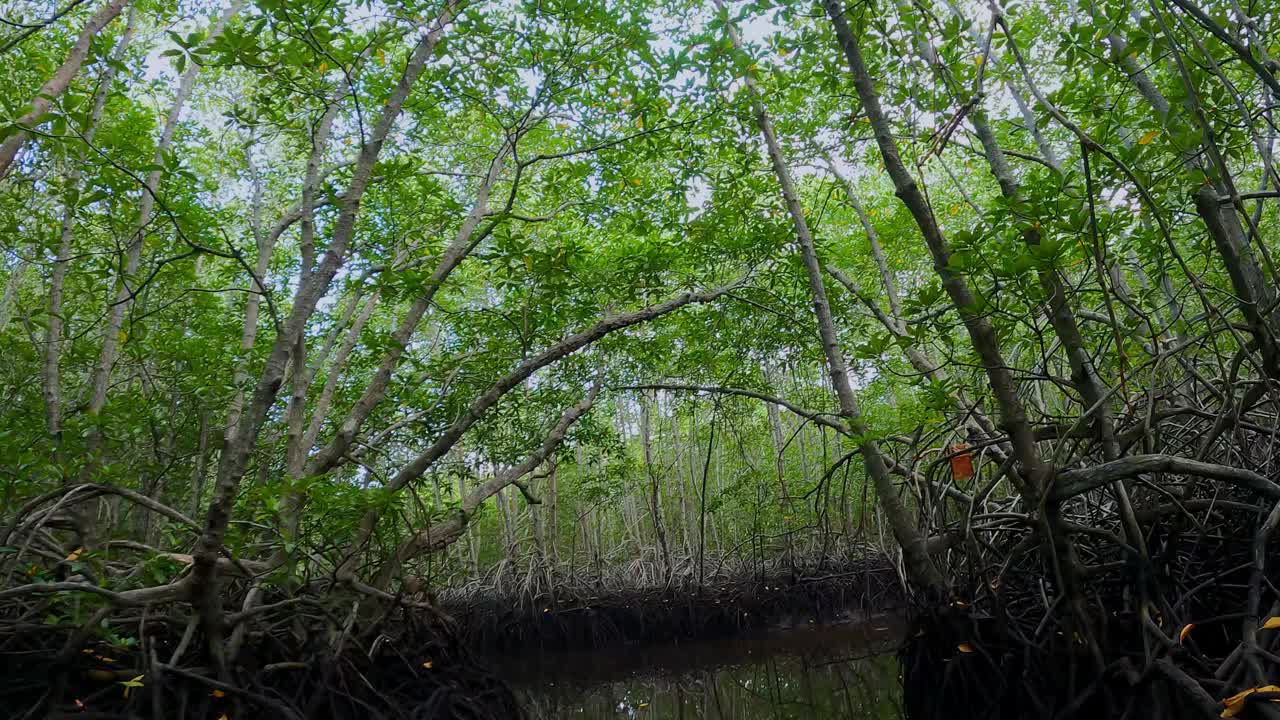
{"left": 1, "top": 0, "right": 1277, "bottom": 641}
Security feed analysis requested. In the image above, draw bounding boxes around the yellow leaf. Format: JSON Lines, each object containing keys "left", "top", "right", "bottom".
{"left": 211, "top": 689, "right": 226, "bottom": 698}
{"left": 748, "top": 63, "right": 758, "bottom": 72}
{"left": 422, "top": 660, "right": 434, "bottom": 669}
{"left": 377, "top": 49, "right": 386, "bottom": 66}
{"left": 1138, "top": 130, "right": 1159, "bottom": 145}
{"left": 118, "top": 674, "right": 144, "bottom": 698}
{"left": 318, "top": 62, "right": 329, "bottom": 73}
{"left": 66, "top": 547, "right": 82, "bottom": 562}
{"left": 973, "top": 54, "right": 984, "bottom": 67}
{"left": 630, "top": 178, "right": 641, "bottom": 186}
{"left": 636, "top": 118, "right": 644, "bottom": 129}
{"left": 1222, "top": 686, "right": 1280, "bottom": 717}
{"left": 638, "top": 702, "right": 649, "bottom": 709}
{"left": 778, "top": 47, "right": 789, "bottom": 57}
{"left": 949, "top": 204, "right": 959, "bottom": 216}
{"left": 957, "top": 643, "right": 974, "bottom": 653}
{"left": 1179, "top": 624, "right": 1194, "bottom": 643}
{"left": 1261, "top": 616, "right": 1280, "bottom": 630}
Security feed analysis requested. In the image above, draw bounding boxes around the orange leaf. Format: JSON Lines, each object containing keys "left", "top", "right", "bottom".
{"left": 957, "top": 643, "right": 974, "bottom": 653}
{"left": 1138, "top": 130, "right": 1159, "bottom": 145}
{"left": 1261, "top": 617, "right": 1280, "bottom": 630}
{"left": 949, "top": 443, "right": 973, "bottom": 480}
{"left": 211, "top": 689, "right": 226, "bottom": 698}
{"left": 1179, "top": 624, "right": 1194, "bottom": 643}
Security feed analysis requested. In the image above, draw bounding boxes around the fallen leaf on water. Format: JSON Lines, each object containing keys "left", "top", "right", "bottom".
{"left": 1222, "top": 686, "right": 1280, "bottom": 717}
{"left": 211, "top": 689, "right": 226, "bottom": 698}
{"left": 1261, "top": 617, "right": 1280, "bottom": 630}
{"left": 957, "top": 643, "right": 974, "bottom": 653}
{"left": 1179, "top": 624, "right": 1194, "bottom": 643}
{"left": 218, "top": 714, "right": 230, "bottom": 720}
{"left": 422, "top": 660, "right": 434, "bottom": 669}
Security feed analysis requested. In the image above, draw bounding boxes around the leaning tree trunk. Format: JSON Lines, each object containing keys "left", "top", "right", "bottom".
{"left": 717, "top": 0, "right": 944, "bottom": 594}
{"left": 824, "top": 0, "right": 1096, "bottom": 632}
{"left": 0, "top": 0, "right": 130, "bottom": 179}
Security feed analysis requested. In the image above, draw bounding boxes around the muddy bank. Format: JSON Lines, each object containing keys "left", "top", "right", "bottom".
{"left": 443, "top": 556, "right": 903, "bottom": 654}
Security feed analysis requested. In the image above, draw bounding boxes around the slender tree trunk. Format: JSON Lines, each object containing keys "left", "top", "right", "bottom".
{"left": 0, "top": 0, "right": 130, "bottom": 179}
{"left": 670, "top": 406, "right": 695, "bottom": 557}
{"left": 717, "top": 0, "right": 944, "bottom": 593}
{"left": 85, "top": 1, "right": 243, "bottom": 433}
{"left": 640, "top": 392, "right": 672, "bottom": 579}
{"left": 189, "top": 6, "right": 461, "bottom": 675}
{"left": 826, "top": 2, "right": 1098, "bottom": 633}
{"left": 44, "top": 5, "right": 138, "bottom": 458}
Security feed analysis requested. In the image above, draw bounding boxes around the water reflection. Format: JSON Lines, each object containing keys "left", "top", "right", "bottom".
{"left": 509, "top": 619, "right": 903, "bottom": 719}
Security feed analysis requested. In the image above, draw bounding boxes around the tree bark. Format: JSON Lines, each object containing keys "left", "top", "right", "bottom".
{"left": 718, "top": 0, "right": 944, "bottom": 593}
{"left": 44, "top": 4, "right": 138, "bottom": 453}
{"left": 189, "top": 4, "right": 462, "bottom": 676}
{"left": 374, "top": 385, "right": 599, "bottom": 588}
{"left": 0, "top": 0, "right": 130, "bottom": 178}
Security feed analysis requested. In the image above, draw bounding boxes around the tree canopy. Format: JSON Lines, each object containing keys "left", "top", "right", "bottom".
{"left": 1, "top": 0, "right": 1279, "bottom": 710}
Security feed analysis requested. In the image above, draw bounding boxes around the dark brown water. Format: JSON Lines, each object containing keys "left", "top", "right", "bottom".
{"left": 501, "top": 614, "right": 905, "bottom": 719}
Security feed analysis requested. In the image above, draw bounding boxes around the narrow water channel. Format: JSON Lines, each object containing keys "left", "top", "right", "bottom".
{"left": 496, "top": 615, "right": 905, "bottom": 719}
